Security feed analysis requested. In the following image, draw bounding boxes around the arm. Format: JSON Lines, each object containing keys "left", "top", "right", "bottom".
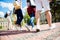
{"left": 49, "top": 0, "right": 52, "bottom": 2}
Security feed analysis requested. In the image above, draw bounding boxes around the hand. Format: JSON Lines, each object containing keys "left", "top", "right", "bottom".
{"left": 49, "top": 0, "right": 52, "bottom": 2}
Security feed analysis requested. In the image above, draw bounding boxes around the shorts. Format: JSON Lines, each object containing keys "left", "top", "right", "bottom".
{"left": 35, "top": 0, "right": 50, "bottom": 12}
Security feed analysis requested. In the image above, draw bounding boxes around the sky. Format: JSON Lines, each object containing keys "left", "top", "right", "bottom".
{"left": 0, "top": 0, "right": 27, "bottom": 17}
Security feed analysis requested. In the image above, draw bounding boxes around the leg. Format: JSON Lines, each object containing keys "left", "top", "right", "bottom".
{"left": 35, "top": 0, "right": 42, "bottom": 31}
{"left": 45, "top": 10, "right": 52, "bottom": 27}
{"left": 41, "top": 0, "right": 52, "bottom": 27}
{"left": 35, "top": 11, "right": 41, "bottom": 29}
{"left": 45, "top": 10, "right": 56, "bottom": 29}
{"left": 18, "top": 16, "right": 23, "bottom": 30}
{"left": 15, "top": 16, "right": 22, "bottom": 30}
{"left": 35, "top": 11, "right": 41, "bottom": 32}
{"left": 42, "top": 0, "right": 56, "bottom": 29}
{"left": 30, "top": 17, "right": 35, "bottom": 28}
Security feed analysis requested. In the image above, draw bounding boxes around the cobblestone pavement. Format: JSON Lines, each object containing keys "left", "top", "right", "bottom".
{"left": 0, "top": 22, "right": 60, "bottom": 40}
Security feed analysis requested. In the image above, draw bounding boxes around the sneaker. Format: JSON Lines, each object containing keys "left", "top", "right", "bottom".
{"left": 36, "top": 25, "right": 40, "bottom": 32}
{"left": 36, "top": 25, "right": 40, "bottom": 29}
{"left": 31, "top": 27, "right": 36, "bottom": 31}
{"left": 11, "top": 28, "right": 16, "bottom": 30}
{"left": 32, "top": 27, "right": 36, "bottom": 30}
{"left": 20, "top": 28, "right": 23, "bottom": 30}
{"left": 36, "top": 29, "right": 40, "bottom": 32}
{"left": 16, "top": 27, "right": 23, "bottom": 31}
{"left": 49, "top": 24, "right": 56, "bottom": 30}
{"left": 25, "top": 24, "right": 30, "bottom": 31}
{"left": 17, "top": 27, "right": 21, "bottom": 31}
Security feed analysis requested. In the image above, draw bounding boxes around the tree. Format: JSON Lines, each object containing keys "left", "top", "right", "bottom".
{"left": 50, "top": 0, "right": 60, "bottom": 22}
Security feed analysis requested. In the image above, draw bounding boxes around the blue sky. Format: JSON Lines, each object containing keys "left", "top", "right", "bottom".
{"left": 0, "top": 0, "right": 26, "bottom": 17}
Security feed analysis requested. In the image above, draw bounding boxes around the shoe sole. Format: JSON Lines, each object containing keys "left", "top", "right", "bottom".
{"left": 25, "top": 26, "right": 30, "bottom": 31}
{"left": 36, "top": 29, "right": 40, "bottom": 32}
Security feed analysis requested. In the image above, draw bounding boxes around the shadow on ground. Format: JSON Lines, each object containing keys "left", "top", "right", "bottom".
{"left": 0, "top": 30, "right": 37, "bottom": 36}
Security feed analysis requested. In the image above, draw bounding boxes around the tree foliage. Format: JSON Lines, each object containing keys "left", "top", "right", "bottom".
{"left": 50, "top": 0, "right": 60, "bottom": 22}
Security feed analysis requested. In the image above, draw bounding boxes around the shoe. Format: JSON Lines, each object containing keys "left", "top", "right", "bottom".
{"left": 17, "top": 27, "right": 21, "bottom": 31}
{"left": 32, "top": 27, "right": 36, "bottom": 30}
{"left": 25, "top": 24, "right": 30, "bottom": 31}
{"left": 36, "top": 25, "right": 40, "bottom": 29}
{"left": 30, "top": 27, "right": 35, "bottom": 31}
{"left": 16, "top": 27, "right": 23, "bottom": 31}
{"left": 49, "top": 24, "right": 56, "bottom": 30}
{"left": 15, "top": 25, "right": 19, "bottom": 30}
{"left": 36, "top": 29, "right": 40, "bottom": 32}
{"left": 36, "top": 25, "right": 40, "bottom": 32}
{"left": 20, "top": 28, "right": 23, "bottom": 30}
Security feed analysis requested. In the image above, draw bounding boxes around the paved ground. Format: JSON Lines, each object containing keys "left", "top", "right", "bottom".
{"left": 0, "top": 22, "right": 60, "bottom": 40}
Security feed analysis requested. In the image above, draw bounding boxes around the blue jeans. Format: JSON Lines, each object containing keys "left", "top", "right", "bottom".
{"left": 29, "top": 13, "right": 35, "bottom": 28}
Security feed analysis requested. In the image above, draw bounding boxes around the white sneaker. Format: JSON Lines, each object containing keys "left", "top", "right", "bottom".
{"left": 25, "top": 24, "right": 30, "bottom": 31}
{"left": 36, "top": 25, "right": 40, "bottom": 32}
{"left": 32, "top": 27, "right": 36, "bottom": 30}
{"left": 20, "top": 28, "right": 23, "bottom": 30}
{"left": 17, "top": 27, "right": 20, "bottom": 30}
{"left": 49, "top": 24, "right": 56, "bottom": 30}
{"left": 36, "top": 25, "right": 40, "bottom": 29}
{"left": 11, "top": 28, "right": 16, "bottom": 30}
{"left": 31, "top": 27, "right": 36, "bottom": 31}
{"left": 16, "top": 27, "right": 23, "bottom": 31}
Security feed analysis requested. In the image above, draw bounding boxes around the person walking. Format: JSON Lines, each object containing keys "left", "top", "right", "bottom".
{"left": 27, "top": 0, "right": 36, "bottom": 31}
{"left": 34, "top": 0, "right": 56, "bottom": 32}
{"left": 13, "top": 0, "right": 23, "bottom": 30}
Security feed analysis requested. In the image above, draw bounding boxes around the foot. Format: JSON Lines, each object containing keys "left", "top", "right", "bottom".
{"left": 25, "top": 24, "right": 30, "bottom": 31}
{"left": 32, "top": 27, "right": 35, "bottom": 30}
{"left": 36, "top": 29, "right": 40, "bottom": 32}
{"left": 36, "top": 25, "right": 40, "bottom": 32}
{"left": 31, "top": 27, "right": 36, "bottom": 31}
{"left": 16, "top": 27, "right": 23, "bottom": 31}
{"left": 49, "top": 24, "right": 56, "bottom": 30}
{"left": 11, "top": 27, "right": 16, "bottom": 30}
{"left": 20, "top": 28, "right": 23, "bottom": 30}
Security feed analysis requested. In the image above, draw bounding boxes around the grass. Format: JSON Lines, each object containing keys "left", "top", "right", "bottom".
{"left": 0, "top": 26, "right": 2, "bottom": 29}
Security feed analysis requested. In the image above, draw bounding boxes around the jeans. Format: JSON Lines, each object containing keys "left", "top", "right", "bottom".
{"left": 29, "top": 13, "right": 35, "bottom": 28}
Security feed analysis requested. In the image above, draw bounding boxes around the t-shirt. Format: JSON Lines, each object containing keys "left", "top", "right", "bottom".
{"left": 27, "top": 6, "right": 36, "bottom": 16}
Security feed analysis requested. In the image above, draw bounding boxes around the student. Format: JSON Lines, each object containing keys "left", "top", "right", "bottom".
{"left": 13, "top": 0, "right": 23, "bottom": 30}
{"left": 4, "top": 11, "right": 14, "bottom": 30}
{"left": 34, "top": 0, "right": 56, "bottom": 32}
{"left": 27, "top": 0, "right": 36, "bottom": 31}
